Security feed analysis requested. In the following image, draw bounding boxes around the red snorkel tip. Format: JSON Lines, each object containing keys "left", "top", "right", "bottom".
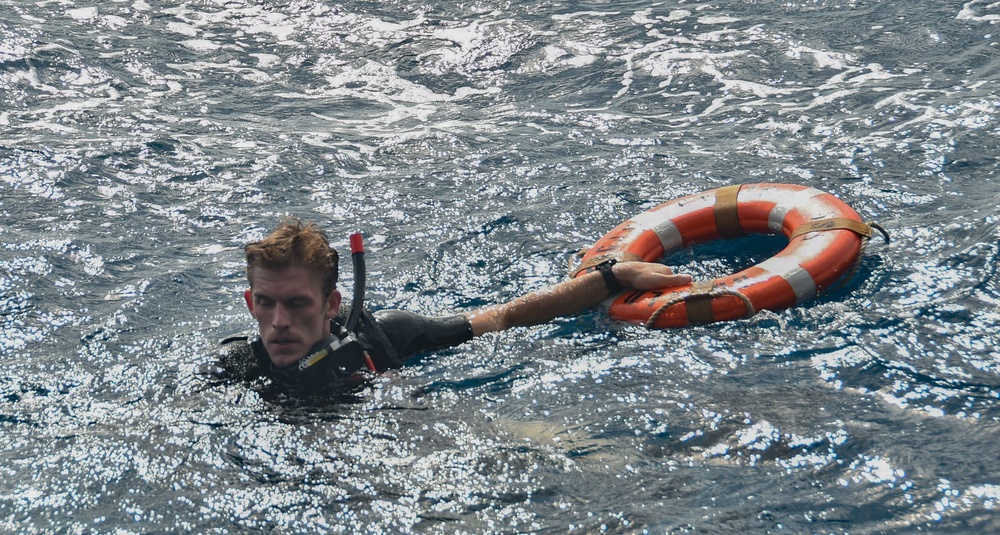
{"left": 349, "top": 232, "right": 364, "bottom": 254}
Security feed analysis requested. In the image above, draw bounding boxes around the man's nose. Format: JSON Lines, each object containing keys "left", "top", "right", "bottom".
{"left": 272, "top": 304, "right": 291, "bottom": 327}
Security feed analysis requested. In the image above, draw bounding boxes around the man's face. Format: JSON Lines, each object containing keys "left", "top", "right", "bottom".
{"left": 245, "top": 265, "right": 341, "bottom": 368}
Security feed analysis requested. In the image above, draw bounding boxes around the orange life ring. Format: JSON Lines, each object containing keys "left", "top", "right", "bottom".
{"left": 572, "top": 183, "right": 886, "bottom": 328}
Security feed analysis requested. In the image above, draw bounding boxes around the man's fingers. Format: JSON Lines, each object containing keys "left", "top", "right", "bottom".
{"left": 615, "top": 262, "right": 694, "bottom": 290}
{"left": 661, "top": 273, "right": 693, "bottom": 285}
{"left": 629, "top": 271, "right": 692, "bottom": 290}
{"left": 647, "top": 272, "right": 692, "bottom": 289}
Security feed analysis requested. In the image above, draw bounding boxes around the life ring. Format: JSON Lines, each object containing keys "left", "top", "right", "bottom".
{"left": 572, "top": 183, "right": 888, "bottom": 328}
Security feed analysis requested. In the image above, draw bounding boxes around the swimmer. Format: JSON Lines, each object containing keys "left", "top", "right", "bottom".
{"left": 213, "top": 217, "right": 691, "bottom": 395}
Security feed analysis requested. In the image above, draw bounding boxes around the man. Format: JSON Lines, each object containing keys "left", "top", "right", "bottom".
{"left": 217, "top": 217, "right": 691, "bottom": 395}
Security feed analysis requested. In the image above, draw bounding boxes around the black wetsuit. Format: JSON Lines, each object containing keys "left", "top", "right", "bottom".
{"left": 215, "top": 306, "right": 473, "bottom": 395}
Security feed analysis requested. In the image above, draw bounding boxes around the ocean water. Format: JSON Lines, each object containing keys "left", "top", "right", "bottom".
{"left": 2, "top": 0, "right": 1000, "bottom": 533}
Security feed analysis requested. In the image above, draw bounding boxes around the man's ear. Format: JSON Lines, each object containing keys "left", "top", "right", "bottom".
{"left": 325, "top": 289, "right": 342, "bottom": 320}
{"left": 244, "top": 289, "right": 254, "bottom": 314}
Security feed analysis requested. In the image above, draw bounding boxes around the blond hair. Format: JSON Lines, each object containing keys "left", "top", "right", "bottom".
{"left": 244, "top": 217, "right": 339, "bottom": 296}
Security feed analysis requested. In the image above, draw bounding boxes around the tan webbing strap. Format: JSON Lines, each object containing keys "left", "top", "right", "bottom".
{"left": 570, "top": 251, "right": 643, "bottom": 278}
{"left": 788, "top": 217, "right": 873, "bottom": 240}
{"left": 714, "top": 184, "right": 745, "bottom": 239}
{"left": 684, "top": 280, "right": 716, "bottom": 325}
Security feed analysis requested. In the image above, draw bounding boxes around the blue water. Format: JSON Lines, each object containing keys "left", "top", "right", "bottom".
{"left": 2, "top": 0, "right": 1000, "bottom": 532}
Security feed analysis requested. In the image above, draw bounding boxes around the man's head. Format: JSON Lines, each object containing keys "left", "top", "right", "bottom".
{"left": 243, "top": 218, "right": 341, "bottom": 367}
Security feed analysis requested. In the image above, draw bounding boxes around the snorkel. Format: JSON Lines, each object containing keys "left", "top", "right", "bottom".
{"left": 345, "top": 232, "right": 376, "bottom": 372}
{"left": 345, "top": 232, "right": 365, "bottom": 332}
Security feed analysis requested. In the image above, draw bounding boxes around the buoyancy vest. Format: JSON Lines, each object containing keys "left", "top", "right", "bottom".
{"left": 215, "top": 305, "right": 402, "bottom": 396}
{"left": 214, "top": 306, "right": 474, "bottom": 395}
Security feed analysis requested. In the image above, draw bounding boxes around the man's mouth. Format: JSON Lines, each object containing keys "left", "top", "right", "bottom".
{"left": 268, "top": 337, "right": 299, "bottom": 349}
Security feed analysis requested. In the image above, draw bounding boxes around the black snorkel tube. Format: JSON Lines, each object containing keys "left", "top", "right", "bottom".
{"left": 345, "top": 232, "right": 365, "bottom": 332}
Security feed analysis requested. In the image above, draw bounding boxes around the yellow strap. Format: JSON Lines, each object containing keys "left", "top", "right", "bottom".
{"left": 570, "top": 251, "right": 643, "bottom": 278}
{"left": 714, "top": 184, "right": 745, "bottom": 239}
{"left": 788, "top": 217, "right": 873, "bottom": 240}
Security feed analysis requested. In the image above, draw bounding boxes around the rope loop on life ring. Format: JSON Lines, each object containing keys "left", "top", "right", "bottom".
{"left": 644, "top": 284, "right": 756, "bottom": 329}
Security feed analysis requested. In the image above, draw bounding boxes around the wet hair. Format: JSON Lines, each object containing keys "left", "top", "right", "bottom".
{"left": 244, "top": 217, "right": 339, "bottom": 296}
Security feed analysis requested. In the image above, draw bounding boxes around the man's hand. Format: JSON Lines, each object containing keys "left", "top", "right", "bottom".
{"left": 613, "top": 261, "right": 692, "bottom": 290}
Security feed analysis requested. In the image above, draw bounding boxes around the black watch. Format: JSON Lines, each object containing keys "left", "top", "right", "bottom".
{"left": 594, "top": 259, "right": 624, "bottom": 294}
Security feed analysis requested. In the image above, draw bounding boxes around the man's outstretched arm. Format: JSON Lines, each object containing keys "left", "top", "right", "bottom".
{"left": 465, "top": 262, "right": 692, "bottom": 336}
